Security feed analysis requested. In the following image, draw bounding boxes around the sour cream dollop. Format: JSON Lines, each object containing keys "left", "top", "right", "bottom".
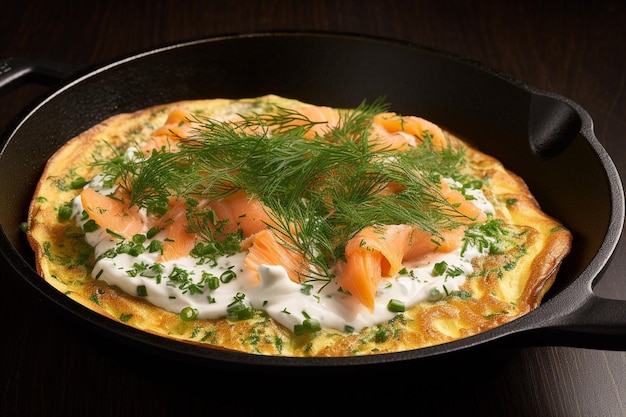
{"left": 73, "top": 179, "right": 493, "bottom": 333}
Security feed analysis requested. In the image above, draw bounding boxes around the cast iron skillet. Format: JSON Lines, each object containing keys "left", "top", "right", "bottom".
{"left": 1, "top": 32, "right": 624, "bottom": 373}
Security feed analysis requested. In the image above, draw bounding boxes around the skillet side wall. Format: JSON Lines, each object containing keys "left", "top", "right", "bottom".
{"left": 0, "top": 34, "right": 609, "bottom": 297}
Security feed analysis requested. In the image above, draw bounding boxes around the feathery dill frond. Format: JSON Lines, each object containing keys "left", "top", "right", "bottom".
{"left": 91, "top": 97, "right": 477, "bottom": 279}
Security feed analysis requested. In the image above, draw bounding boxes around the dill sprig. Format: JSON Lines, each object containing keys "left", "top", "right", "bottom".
{"left": 93, "top": 98, "right": 477, "bottom": 279}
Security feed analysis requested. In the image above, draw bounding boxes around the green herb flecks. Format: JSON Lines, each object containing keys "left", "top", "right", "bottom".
{"left": 461, "top": 218, "right": 512, "bottom": 256}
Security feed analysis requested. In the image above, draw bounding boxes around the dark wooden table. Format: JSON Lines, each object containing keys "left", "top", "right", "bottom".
{"left": 2, "top": 1, "right": 625, "bottom": 416}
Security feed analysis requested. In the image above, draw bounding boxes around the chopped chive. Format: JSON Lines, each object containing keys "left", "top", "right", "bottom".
{"left": 179, "top": 306, "right": 199, "bottom": 322}
{"left": 136, "top": 285, "right": 148, "bottom": 297}
{"left": 146, "top": 226, "right": 162, "bottom": 239}
{"left": 294, "top": 318, "right": 321, "bottom": 336}
{"left": 207, "top": 275, "right": 220, "bottom": 290}
{"left": 70, "top": 177, "right": 88, "bottom": 189}
{"left": 220, "top": 269, "right": 236, "bottom": 283}
{"left": 83, "top": 219, "right": 99, "bottom": 233}
{"left": 432, "top": 261, "right": 448, "bottom": 277}
{"left": 387, "top": 299, "right": 405, "bottom": 312}
{"left": 148, "top": 240, "right": 163, "bottom": 253}
{"left": 58, "top": 204, "right": 73, "bottom": 220}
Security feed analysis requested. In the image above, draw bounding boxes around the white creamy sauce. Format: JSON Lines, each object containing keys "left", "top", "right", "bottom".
{"left": 74, "top": 176, "right": 494, "bottom": 333}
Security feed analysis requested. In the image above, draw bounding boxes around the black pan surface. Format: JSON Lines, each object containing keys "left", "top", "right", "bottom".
{"left": 1, "top": 32, "right": 624, "bottom": 372}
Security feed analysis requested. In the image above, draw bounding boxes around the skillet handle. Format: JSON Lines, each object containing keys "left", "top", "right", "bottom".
{"left": 0, "top": 57, "right": 76, "bottom": 96}
{"left": 528, "top": 93, "right": 582, "bottom": 157}
{"left": 535, "top": 292, "right": 626, "bottom": 350}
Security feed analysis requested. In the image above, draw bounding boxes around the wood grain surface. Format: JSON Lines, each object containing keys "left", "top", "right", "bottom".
{"left": 1, "top": 1, "right": 625, "bottom": 416}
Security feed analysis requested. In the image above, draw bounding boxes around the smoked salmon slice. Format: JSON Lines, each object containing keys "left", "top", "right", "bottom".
{"left": 157, "top": 190, "right": 273, "bottom": 262}
{"left": 142, "top": 108, "right": 195, "bottom": 155}
{"left": 338, "top": 225, "right": 412, "bottom": 310}
{"left": 372, "top": 112, "right": 449, "bottom": 150}
{"left": 436, "top": 180, "right": 487, "bottom": 224}
{"left": 81, "top": 188, "right": 197, "bottom": 261}
{"left": 338, "top": 224, "right": 462, "bottom": 311}
{"left": 243, "top": 229, "right": 307, "bottom": 284}
{"left": 80, "top": 187, "right": 146, "bottom": 239}
{"left": 337, "top": 180, "right": 485, "bottom": 311}
{"left": 291, "top": 105, "right": 341, "bottom": 138}
{"left": 206, "top": 190, "right": 272, "bottom": 238}
{"left": 157, "top": 200, "right": 197, "bottom": 262}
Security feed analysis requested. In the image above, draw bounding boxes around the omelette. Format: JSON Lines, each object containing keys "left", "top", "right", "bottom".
{"left": 26, "top": 95, "right": 572, "bottom": 356}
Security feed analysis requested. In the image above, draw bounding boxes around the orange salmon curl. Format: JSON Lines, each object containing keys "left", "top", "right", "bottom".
{"left": 158, "top": 191, "right": 274, "bottom": 262}
{"left": 80, "top": 187, "right": 148, "bottom": 239}
{"left": 371, "top": 112, "right": 450, "bottom": 151}
{"left": 141, "top": 108, "right": 196, "bottom": 156}
{"left": 336, "top": 180, "right": 486, "bottom": 311}
{"left": 291, "top": 105, "right": 342, "bottom": 139}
